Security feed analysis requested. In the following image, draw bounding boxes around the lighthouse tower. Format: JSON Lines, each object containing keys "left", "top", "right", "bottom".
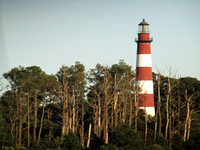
{"left": 135, "top": 19, "right": 155, "bottom": 116}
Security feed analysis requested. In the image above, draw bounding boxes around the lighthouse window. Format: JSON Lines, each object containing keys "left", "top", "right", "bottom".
{"left": 138, "top": 25, "right": 149, "bottom": 33}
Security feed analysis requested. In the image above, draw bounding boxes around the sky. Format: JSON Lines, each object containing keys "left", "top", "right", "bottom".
{"left": 0, "top": 0, "right": 200, "bottom": 80}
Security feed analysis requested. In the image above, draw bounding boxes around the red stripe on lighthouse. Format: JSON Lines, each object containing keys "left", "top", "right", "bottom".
{"left": 136, "top": 67, "right": 152, "bottom": 80}
{"left": 138, "top": 94, "right": 154, "bottom": 107}
{"left": 138, "top": 33, "right": 150, "bottom": 41}
{"left": 137, "top": 44, "right": 151, "bottom": 54}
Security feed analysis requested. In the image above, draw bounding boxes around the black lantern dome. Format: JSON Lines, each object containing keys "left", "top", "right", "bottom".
{"left": 138, "top": 19, "right": 149, "bottom": 33}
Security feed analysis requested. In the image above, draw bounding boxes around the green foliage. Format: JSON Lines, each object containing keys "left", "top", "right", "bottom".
{"left": 183, "top": 129, "right": 200, "bottom": 150}
{"left": 16, "top": 147, "right": 29, "bottom": 150}
{"left": 100, "top": 144, "right": 119, "bottom": 150}
{"left": 155, "top": 135, "right": 171, "bottom": 150}
{"left": 110, "top": 124, "right": 143, "bottom": 150}
{"left": 0, "top": 91, "right": 15, "bottom": 147}
{"left": 110, "top": 59, "right": 132, "bottom": 78}
{"left": 146, "top": 144, "right": 164, "bottom": 150}
{"left": 53, "top": 136, "right": 63, "bottom": 147}
{"left": 1, "top": 146, "right": 15, "bottom": 150}
{"left": 171, "top": 133, "right": 184, "bottom": 150}
{"left": 61, "top": 131, "right": 83, "bottom": 150}
{"left": 0, "top": 62, "right": 200, "bottom": 150}
{"left": 1, "top": 147, "right": 29, "bottom": 150}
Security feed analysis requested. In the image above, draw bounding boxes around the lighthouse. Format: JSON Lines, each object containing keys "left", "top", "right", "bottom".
{"left": 135, "top": 19, "right": 155, "bottom": 116}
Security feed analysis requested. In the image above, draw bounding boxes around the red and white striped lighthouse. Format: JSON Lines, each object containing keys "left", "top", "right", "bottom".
{"left": 135, "top": 19, "right": 155, "bottom": 116}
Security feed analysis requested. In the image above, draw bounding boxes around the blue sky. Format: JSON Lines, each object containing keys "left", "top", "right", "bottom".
{"left": 0, "top": 0, "right": 200, "bottom": 79}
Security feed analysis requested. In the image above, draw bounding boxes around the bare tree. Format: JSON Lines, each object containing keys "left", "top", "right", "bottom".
{"left": 129, "top": 77, "right": 134, "bottom": 127}
{"left": 103, "top": 68, "right": 110, "bottom": 144}
{"left": 86, "top": 76, "right": 103, "bottom": 138}
{"left": 183, "top": 90, "right": 197, "bottom": 141}
{"left": 80, "top": 99, "right": 85, "bottom": 146}
{"left": 33, "top": 91, "right": 38, "bottom": 144}
{"left": 177, "top": 80, "right": 181, "bottom": 134}
{"left": 154, "top": 73, "right": 162, "bottom": 140}
{"left": 18, "top": 89, "right": 23, "bottom": 147}
{"left": 114, "top": 74, "right": 119, "bottom": 128}
{"left": 55, "top": 66, "right": 70, "bottom": 139}
{"left": 27, "top": 93, "right": 30, "bottom": 148}
{"left": 134, "top": 83, "right": 139, "bottom": 132}
{"left": 38, "top": 93, "right": 46, "bottom": 145}
{"left": 144, "top": 108, "right": 148, "bottom": 145}
{"left": 72, "top": 89, "right": 76, "bottom": 132}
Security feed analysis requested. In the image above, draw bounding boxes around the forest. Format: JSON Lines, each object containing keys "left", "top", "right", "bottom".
{"left": 0, "top": 60, "right": 199, "bottom": 150}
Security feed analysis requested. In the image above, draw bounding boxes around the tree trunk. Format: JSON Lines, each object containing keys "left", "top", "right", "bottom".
{"left": 27, "top": 94, "right": 30, "bottom": 148}
{"left": 165, "top": 77, "right": 170, "bottom": 139}
{"left": 187, "top": 112, "right": 191, "bottom": 140}
{"left": 34, "top": 92, "right": 38, "bottom": 144}
{"left": 177, "top": 81, "right": 180, "bottom": 133}
{"left": 98, "top": 96, "right": 101, "bottom": 137}
{"left": 114, "top": 74, "right": 118, "bottom": 128}
{"left": 94, "top": 105, "right": 98, "bottom": 135}
{"left": 69, "top": 105, "right": 72, "bottom": 131}
{"left": 61, "top": 97, "right": 66, "bottom": 140}
{"left": 81, "top": 100, "right": 84, "bottom": 146}
{"left": 122, "top": 88, "right": 125, "bottom": 124}
{"left": 65, "top": 95, "right": 69, "bottom": 134}
{"left": 15, "top": 91, "right": 19, "bottom": 147}
{"left": 87, "top": 123, "right": 92, "bottom": 148}
{"left": 61, "top": 68, "right": 69, "bottom": 139}
{"left": 129, "top": 83, "right": 133, "bottom": 127}
{"left": 128, "top": 75, "right": 133, "bottom": 127}
{"left": 72, "top": 89, "right": 76, "bottom": 132}
{"left": 103, "top": 70, "right": 109, "bottom": 144}
{"left": 19, "top": 91, "right": 22, "bottom": 147}
{"left": 154, "top": 103, "right": 158, "bottom": 140}
{"left": 184, "top": 90, "right": 189, "bottom": 141}
{"left": 122, "top": 77, "right": 128, "bottom": 124}
{"left": 75, "top": 89, "right": 79, "bottom": 133}
{"left": 134, "top": 85, "right": 138, "bottom": 132}
{"left": 38, "top": 95, "right": 45, "bottom": 145}
{"left": 169, "top": 89, "right": 172, "bottom": 145}
{"left": 111, "top": 98, "right": 114, "bottom": 132}
{"left": 158, "top": 73, "right": 162, "bottom": 135}
{"left": 47, "top": 109, "right": 53, "bottom": 142}
{"left": 144, "top": 110, "right": 148, "bottom": 145}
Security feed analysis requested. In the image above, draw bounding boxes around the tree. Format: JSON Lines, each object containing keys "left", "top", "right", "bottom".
{"left": 1, "top": 62, "right": 200, "bottom": 149}
{"left": 62, "top": 131, "right": 83, "bottom": 150}
{"left": 3, "top": 66, "right": 30, "bottom": 147}
{"left": 111, "top": 124, "right": 143, "bottom": 150}
{"left": 0, "top": 91, "right": 15, "bottom": 147}
{"left": 155, "top": 135, "right": 171, "bottom": 150}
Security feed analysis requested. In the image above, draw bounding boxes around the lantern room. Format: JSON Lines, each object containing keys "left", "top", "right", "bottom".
{"left": 138, "top": 19, "right": 149, "bottom": 33}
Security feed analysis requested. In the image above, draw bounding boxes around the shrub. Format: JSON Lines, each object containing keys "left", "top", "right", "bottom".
{"left": 171, "top": 133, "right": 184, "bottom": 150}
{"left": 62, "top": 130, "right": 83, "bottom": 150}
{"left": 1, "top": 146, "right": 15, "bottom": 150}
{"left": 16, "top": 147, "right": 29, "bottom": 150}
{"left": 155, "top": 135, "right": 171, "bottom": 150}
{"left": 110, "top": 124, "right": 143, "bottom": 150}
{"left": 146, "top": 144, "right": 164, "bottom": 150}
{"left": 100, "top": 144, "right": 119, "bottom": 150}
{"left": 184, "top": 129, "right": 200, "bottom": 150}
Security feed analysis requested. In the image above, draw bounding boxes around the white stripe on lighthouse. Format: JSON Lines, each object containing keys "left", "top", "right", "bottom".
{"left": 136, "top": 54, "right": 152, "bottom": 67}
{"left": 137, "top": 80, "right": 154, "bottom": 94}
{"left": 139, "top": 107, "right": 155, "bottom": 116}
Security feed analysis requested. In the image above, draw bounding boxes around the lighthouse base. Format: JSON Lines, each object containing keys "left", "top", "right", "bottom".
{"left": 139, "top": 107, "right": 155, "bottom": 116}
